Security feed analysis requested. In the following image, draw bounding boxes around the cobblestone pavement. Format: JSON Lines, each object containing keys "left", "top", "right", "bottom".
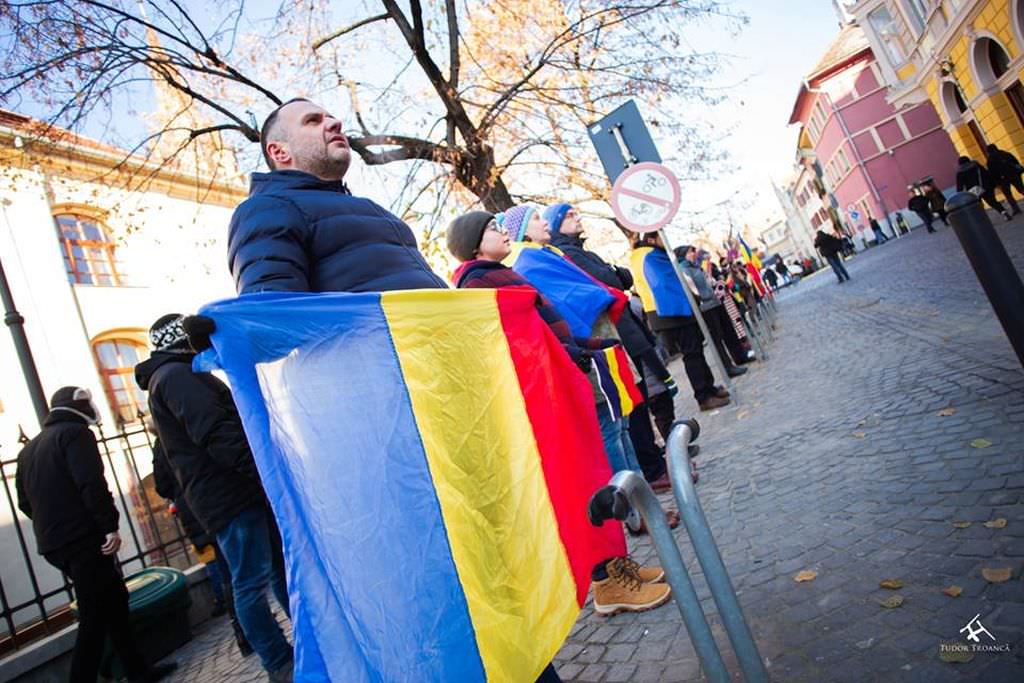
{"left": 159, "top": 218, "right": 1024, "bottom": 682}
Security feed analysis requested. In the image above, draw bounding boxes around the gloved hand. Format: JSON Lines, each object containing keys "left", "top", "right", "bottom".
{"left": 182, "top": 315, "right": 216, "bottom": 352}
{"left": 614, "top": 265, "right": 634, "bottom": 290}
{"left": 663, "top": 376, "right": 679, "bottom": 398}
{"left": 568, "top": 347, "right": 593, "bottom": 373}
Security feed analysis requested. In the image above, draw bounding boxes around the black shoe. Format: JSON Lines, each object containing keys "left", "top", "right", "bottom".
{"left": 726, "top": 365, "right": 747, "bottom": 378}
{"left": 127, "top": 662, "right": 178, "bottom": 683}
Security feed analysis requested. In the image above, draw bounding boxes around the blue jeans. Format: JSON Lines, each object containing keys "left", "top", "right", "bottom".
{"left": 826, "top": 255, "right": 850, "bottom": 282}
{"left": 596, "top": 402, "right": 641, "bottom": 474}
{"left": 215, "top": 505, "right": 292, "bottom": 673}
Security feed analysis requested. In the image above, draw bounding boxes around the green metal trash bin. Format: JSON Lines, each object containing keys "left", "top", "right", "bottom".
{"left": 71, "top": 566, "right": 192, "bottom": 677}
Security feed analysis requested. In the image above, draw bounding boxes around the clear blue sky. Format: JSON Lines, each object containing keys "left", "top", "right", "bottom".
{"left": 673, "top": 0, "right": 847, "bottom": 236}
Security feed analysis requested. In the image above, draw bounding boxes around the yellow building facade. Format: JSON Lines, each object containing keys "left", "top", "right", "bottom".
{"left": 849, "top": 0, "right": 1024, "bottom": 162}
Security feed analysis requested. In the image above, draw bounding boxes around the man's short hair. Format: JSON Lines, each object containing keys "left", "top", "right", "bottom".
{"left": 260, "top": 97, "right": 311, "bottom": 170}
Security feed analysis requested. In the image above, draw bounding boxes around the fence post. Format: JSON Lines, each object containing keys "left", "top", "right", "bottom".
{"left": 589, "top": 473, "right": 731, "bottom": 682}
{"left": 945, "top": 192, "right": 1024, "bottom": 368}
{"left": 666, "top": 421, "right": 768, "bottom": 683}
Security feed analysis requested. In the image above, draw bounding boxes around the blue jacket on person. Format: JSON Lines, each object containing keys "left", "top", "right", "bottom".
{"left": 228, "top": 170, "right": 448, "bottom": 294}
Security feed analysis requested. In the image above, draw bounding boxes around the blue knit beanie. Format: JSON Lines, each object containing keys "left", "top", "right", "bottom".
{"left": 497, "top": 204, "right": 537, "bottom": 242}
{"left": 543, "top": 203, "right": 572, "bottom": 235}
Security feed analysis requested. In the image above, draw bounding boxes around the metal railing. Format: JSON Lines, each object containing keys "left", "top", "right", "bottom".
{"left": 589, "top": 419, "right": 768, "bottom": 682}
{"left": 0, "top": 421, "right": 196, "bottom": 655}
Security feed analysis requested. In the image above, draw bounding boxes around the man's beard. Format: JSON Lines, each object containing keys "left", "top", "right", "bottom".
{"left": 295, "top": 143, "right": 351, "bottom": 181}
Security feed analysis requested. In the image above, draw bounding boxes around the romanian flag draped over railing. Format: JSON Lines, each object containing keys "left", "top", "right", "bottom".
{"left": 505, "top": 243, "right": 627, "bottom": 337}
{"left": 195, "top": 289, "right": 625, "bottom": 682}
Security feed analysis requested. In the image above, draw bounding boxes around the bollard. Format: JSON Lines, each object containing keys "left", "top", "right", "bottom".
{"left": 946, "top": 192, "right": 1024, "bottom": 368}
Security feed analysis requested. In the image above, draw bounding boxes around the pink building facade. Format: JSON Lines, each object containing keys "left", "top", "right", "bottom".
{"left": 789, "top": 25, "right": 959, "bottom": 243}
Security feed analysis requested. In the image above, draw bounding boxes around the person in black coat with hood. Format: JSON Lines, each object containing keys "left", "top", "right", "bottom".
{"left": 955, "top": 155, "right": 1012, "bottom": 220}
{"left": 136, "top": 315, "right": 293, "bottom": 682}
{"left": 16, "top": 387, "right": 176, "bottom": 683}
{"left": 985, "top": 143, "right": 1023, "bottom": 216}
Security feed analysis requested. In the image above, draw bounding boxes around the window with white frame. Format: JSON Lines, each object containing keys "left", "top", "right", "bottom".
{"left": 903, "top": 0, "right": 929, "bottom": 33}
{"left": 868, "top": 5, "right": 907, "bottom": 65}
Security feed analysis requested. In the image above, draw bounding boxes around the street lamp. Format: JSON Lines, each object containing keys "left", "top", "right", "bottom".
{"left": 0, "top": 254, "right": 48, "bottom": 426}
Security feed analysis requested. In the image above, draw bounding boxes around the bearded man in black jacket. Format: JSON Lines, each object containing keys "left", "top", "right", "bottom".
{"left": 16, "top": 387, "right": 177, "bottom": 683}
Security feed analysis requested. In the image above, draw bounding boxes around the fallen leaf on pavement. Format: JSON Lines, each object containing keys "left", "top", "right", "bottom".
{"left": 942, "top": 585, "right": 962, "bottom": 597}
{"left": 856, "top": 419, "right": 866, "bottom": 427}
{"left": 737, "top": 410, "right": 749, "bottom": 420}
{"left": 952, "top": 521, "right": 972, "bottom": 529}
{"left": 880, "top": 595, "right": 904, "bottom": 608}
{"left": 852, "top": 431, "right": 867, "bottom": 439}
{"left": 982, "top": 567, "right": 1012, "bottom": 583}
{"left": 936, "top": 407, "right": 956, "bottom": 416}
{"left": 983, "top": 518, "right": 1007, "bottom": 529}
{"left": 794, "top": 570, "right": 817, "bottom": 582}
{"left": 970, "top": 438, "right": 992, "bottom": 449}
{"left": 939, "top": 644, "right": 974, "bottom": 663}
{"left": 879, "top": 579, "right": 903, "bottom": 590}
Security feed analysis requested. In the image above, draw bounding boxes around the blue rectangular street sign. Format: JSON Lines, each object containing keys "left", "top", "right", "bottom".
{"left": 587, "top": 100, "right": 662, "bottom": 185}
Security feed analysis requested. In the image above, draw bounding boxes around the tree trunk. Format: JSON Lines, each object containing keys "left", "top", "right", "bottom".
{"left": 454, "top": 143, "right": 513, "bottom": 212}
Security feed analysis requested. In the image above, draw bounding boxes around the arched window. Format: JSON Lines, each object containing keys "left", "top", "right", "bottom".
{"left": 54, "top": 213, "right": 122, "bottom": 286}
{"left": 940, "top": 80, "right": 968, "bottom": 121}
{"left": 971, "top": 36, "right": 1012, "bottom": 89}
{"left": 93, "top": 334, "right": 149, "bottom": 424}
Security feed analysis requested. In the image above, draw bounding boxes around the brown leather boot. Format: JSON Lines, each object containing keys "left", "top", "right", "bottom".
{"left": 593, "top": 558, "right": 672, "bottom": 616}
{"left": 699, "top": 395, "right": 731, "bottom": 411}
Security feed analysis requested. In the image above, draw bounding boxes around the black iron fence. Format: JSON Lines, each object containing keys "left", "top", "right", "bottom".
{"left": 0, "top": 422, "right": 197, "bottom": 656}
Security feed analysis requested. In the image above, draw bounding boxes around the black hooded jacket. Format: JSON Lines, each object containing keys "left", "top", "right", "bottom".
{"left": 956, "top": 159, "right": 995, "bottom": 193}
{"left": 135, "top": 352, "right": 265, "bottom": 534}
{"left": 16, "top": 412, "right": 119, "bottom": 555}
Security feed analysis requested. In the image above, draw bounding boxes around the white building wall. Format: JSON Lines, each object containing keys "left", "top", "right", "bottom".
{"left": 0, "top": 159, "right": 240, "bottom": 634}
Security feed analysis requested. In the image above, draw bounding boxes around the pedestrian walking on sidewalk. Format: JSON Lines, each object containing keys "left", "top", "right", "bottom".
{"left": 869, "top": 216, "right": 888, "bottom": 244}
{"left": 956, "top": 155, "right": 1013, "bottom": 221}
{"left": 908, "top": 189, "right": 936, "bottom": 233}
{"left": 986, "top": 143, "right": 1024, "bottom": 216}
{"left": 922, "top": 182, "right": 949, "bottom": 226}
{"left": 16, "top": 387, "right": 178, "bottom": 683}
{"left": 814, "top": 229, "right": 851, "bottom": 283}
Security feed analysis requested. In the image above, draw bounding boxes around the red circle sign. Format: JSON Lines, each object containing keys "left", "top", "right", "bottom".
{"left": 610, "top": 162, "right": 682, "bottom": 233}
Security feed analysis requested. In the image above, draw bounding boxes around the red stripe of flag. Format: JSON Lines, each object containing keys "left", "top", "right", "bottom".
{"left": 495, "top": 289, "right": 627, "bottom": 606}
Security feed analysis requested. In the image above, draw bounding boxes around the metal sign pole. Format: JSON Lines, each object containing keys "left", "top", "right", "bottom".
{"left": 658, "top": 229, "right": 735, "bottom": 400}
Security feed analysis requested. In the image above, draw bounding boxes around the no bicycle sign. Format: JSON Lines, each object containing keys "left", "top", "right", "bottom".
{"left": 610, "top": 162, "right": 682, "bottom": 233}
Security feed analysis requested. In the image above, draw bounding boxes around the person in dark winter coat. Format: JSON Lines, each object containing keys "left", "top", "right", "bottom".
{"left": 136, "top": 315, "right": 292, "bottom": 682}
{"left": 814, "top": 230, "right": 850, "bottom": 283}
{"left": 955, "top": 155, "right": 1011, "bottom": 220}
{"left": 227, "top": 99, "right": 447, "bottom": 295}
{"left": 151, "top": 434, "right": 252, "bottom": 657}
{"left": 985, "top": 143, "right": 1024, "bottom": 216}
{"left": 907, "top": 190, "right": 935, "bottom": 232}
{"left": 543, "top": 202, "right": 677, "bottom": 486}
{"left": 869, "top": 216, "right": 888, "bottom": 244}
{"left": 922, "top": 182, "right": 949, "bottom": 225}
{"left": 677, "top": 245, "right": 749, "bottom": 375}
{"left": 16, "top": 387, "right": 177, "bottom": 683}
